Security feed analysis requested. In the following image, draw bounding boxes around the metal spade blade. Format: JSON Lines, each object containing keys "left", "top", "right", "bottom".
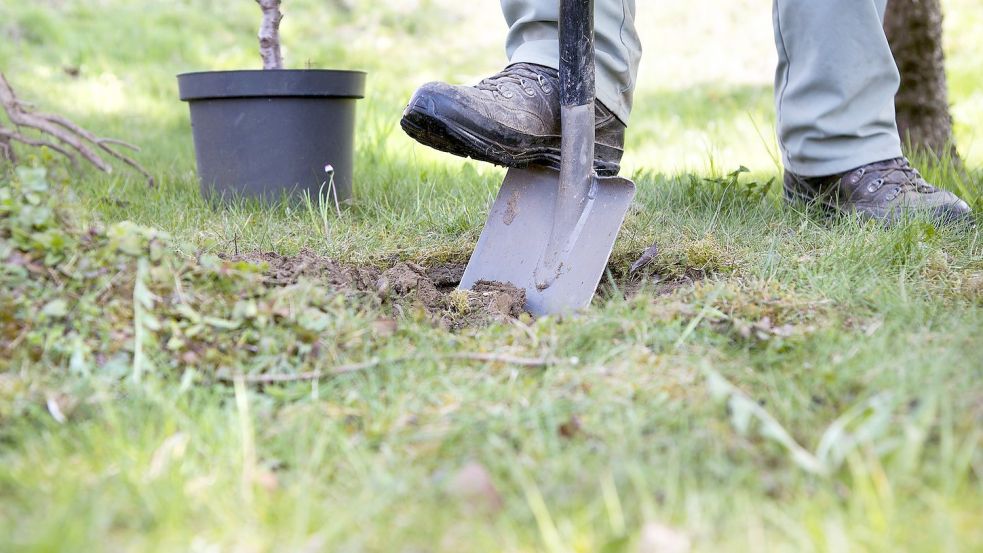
{"left": 460, "top": 166, "right": 635, "bottom": 316}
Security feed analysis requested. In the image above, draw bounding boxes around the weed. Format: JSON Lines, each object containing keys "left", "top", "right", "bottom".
{"left": 448, "top": 289, "right": 472, "bottom": 315}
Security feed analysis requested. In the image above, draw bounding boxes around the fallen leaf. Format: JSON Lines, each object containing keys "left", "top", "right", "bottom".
{"left": 631, "top": 242, "right": 660, "bottom": 273}
{"left": 558, "top": 415, "right": 583, "bottom": 439}
{"left": 447, "top": 461, "right": 503, "bottom": 514}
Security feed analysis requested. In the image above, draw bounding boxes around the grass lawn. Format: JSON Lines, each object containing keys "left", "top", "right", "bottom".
{"left": 1, "top": 0, "right": 982, "bottom": 551}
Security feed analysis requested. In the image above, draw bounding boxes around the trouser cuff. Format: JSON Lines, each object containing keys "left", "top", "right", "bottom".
{"left": 783, "top": 136, "right": 903, "bottom": 177}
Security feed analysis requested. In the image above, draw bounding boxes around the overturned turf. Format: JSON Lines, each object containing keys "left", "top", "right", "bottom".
{"left": 228, "top": 250, "right": 528, "bottom": 330}
{"left": 0, "top": 168, "right": 531, "bottom": 385}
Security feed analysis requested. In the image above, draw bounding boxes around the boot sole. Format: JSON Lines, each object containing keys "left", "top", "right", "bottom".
{"left": 400, "top": 97, "right": 621, "bottom": 177}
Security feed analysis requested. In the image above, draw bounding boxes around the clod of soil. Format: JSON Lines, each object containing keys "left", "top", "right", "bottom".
{"left": 227, "top": 251, "right": 527, "bottom": 330}
{"left": 468, "top": 280, "right": 526, "bottom": 319}
{"left": 232, "top": 250, "right": 380, "bottom": 291}
{"left": 379, "top": 263, "right": 525, "bottom": 329}
{"left": 379, "top": 262, "right": 444, "bottom": 308}
{"left": 426, "top": 263, "right": 467, "bottom": 289}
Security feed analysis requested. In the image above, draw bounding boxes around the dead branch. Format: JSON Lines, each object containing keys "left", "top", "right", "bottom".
{"left": 0, "top": 72, "right": 154, "bottom": 186}
{"left": 256, "top": 0, "right": 284, "bottom": 70}
{"left": 449, "top": 352, "right": 552, "bottom": 368}
{"left": 0, "top": 126, "right": 79, "bottom": 166}
{"left": 222, "top": 352, "right": 552, "bottom": 384}
{"left": 0, "top": 130, "right": 15, "bottom": 163}
{"left": 97, "top": 137, "right": 140, "bottom": 151}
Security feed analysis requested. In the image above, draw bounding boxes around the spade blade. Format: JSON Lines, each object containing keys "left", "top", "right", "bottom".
{"left": 460, "top": 166, "right": 635, "bottom": 316}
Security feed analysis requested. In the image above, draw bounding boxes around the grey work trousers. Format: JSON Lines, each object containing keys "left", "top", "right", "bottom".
{"left": 502, "top": 0, "right": 904, "bottom": 176}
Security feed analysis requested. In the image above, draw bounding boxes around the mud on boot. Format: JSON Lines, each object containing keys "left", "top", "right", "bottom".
{"left": 400, "top": 63, "right": 625, "bottom": 176}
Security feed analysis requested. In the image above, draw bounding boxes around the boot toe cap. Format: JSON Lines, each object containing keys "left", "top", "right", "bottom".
{"left": 937, "top": 197, "right": 974, "bottom": 225}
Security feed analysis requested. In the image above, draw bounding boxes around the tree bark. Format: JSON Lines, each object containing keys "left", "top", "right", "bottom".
{"left": 257, "top": 0, "right": 284, "bottom": 70}
{"left": 884, "top": 0, "right": 958, "bottom": 161}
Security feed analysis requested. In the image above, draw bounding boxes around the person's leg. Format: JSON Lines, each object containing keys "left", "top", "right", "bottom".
{"left": 773, "top": 0, "right": 902, "bottom": 177}
{"left": 774, "top": 0, "right": 971, "bottom": 223}
{"left": 502, "top": 0, "right": 641, "bottom": 124}
{"left": 400, "top": 0, "right": 640, "bottom": 176}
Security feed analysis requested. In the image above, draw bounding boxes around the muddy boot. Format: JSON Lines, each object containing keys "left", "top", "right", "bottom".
{"left": 400, "top": 63, "right": 626, "bottom": 176}
{"left": 784, "top": 157, "right": 973, "bottom": 225}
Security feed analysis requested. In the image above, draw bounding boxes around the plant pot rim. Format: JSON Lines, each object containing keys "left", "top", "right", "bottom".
{"left": 178, "top": 69, "right": 367, "bottom": 101}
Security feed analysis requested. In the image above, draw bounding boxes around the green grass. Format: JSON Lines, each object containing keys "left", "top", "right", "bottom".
{"left": 1, "top": 0, "right": 982, "bottom": 551}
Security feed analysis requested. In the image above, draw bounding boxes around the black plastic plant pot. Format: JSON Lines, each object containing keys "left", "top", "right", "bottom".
{"left": 178, "top": 69, "right": 366, "bottom": 204}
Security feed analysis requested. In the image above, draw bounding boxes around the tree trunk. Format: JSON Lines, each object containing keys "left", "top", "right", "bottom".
{"left": 884, "top": 0, "right": 958, "bottom": 161}
{"left": 257, "top": 0, "right": 284, "bottom": 70}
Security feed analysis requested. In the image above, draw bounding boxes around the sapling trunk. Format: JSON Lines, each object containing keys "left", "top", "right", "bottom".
{"left": 257, "top": 0, "right": 284, "bottom": 70}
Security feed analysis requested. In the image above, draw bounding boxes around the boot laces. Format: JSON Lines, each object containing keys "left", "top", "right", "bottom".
{"left": 476, "top": 64, "right": 556, "bottom": 100}
{"left": 852, "top": 158, "right": 936, "bottom": 201}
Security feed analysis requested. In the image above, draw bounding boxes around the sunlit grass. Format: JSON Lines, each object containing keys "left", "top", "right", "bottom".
{"left": 1, "top": 0, "right": 981, "bottom": 551}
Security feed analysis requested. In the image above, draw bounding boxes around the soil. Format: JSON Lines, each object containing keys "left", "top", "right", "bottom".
{"left": 228, "top": 250, "right": 525, "bottom": 329}
{"left": 593, "top": 240, "right": 708, "bottom": 300}
{"left": 228, "top": 242, "right": 703, "bottom": 328}
{"left": 603, "top": 268, "right": 707, "bottom": 300}
{"left": 234, "top": 250, "right": 380, "bottom": 290}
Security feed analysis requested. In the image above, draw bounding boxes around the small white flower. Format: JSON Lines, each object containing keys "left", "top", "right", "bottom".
{"left": 324, "top": 164, "right": 335, "bottom": 174}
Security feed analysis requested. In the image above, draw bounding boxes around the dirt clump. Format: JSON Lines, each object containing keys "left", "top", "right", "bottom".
{"left": 469, "top": 280, "right": 526, "bottom": 319}
{"left": 230, "top": 249, "right": 381, "bottom": 291}
{"left": 231, "top": 252, "right": 528, "bottom": 329}
{"left": 426, "top": 263, "right": 467, "bottom": 289}
{"left": 379, "top": 263, "right": 525, "bottom": 329}
{"left": 379, "top": 262, "right": 443, "bottom": 308}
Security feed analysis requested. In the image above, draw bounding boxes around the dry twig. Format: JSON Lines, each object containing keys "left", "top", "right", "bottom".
{"left": 0, "top": 72, "right": 154, "bottom": 186}
{"left": 221, "top": 352, "right": 552, "bottom": 384}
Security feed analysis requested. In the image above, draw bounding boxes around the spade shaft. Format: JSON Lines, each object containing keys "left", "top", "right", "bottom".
{"left": 534, "top": 0, "right": 598, "bottom": 290}
{"left": 558, "top": 0, "right": 596, "bottom": 113}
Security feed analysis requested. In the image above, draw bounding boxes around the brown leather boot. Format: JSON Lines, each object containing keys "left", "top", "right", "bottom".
{"left": 401, "top": 63, "right": 626, "bottom": 176}
{"left": 784, "top": 157, "right": 972, "bottom": 225}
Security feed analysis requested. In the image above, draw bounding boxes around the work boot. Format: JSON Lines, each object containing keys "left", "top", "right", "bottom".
{"left": 400, "top": 63, "right": 626, "bottom": 176}
{"left": 784, "top": 157, "right": 973, "bottom": 225}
